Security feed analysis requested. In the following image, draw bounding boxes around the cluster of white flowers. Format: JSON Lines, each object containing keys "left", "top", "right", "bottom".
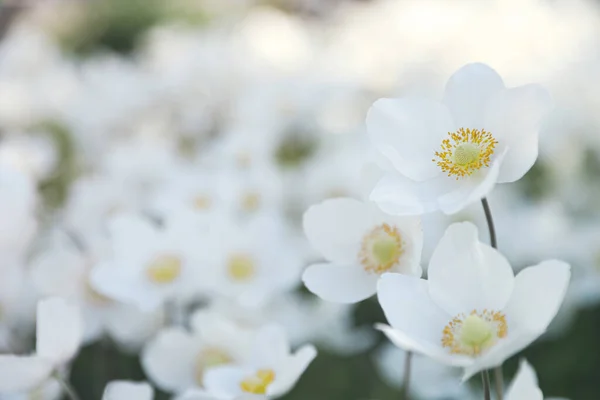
{"left": 0, "top": 0, "right": 599, "bottom": 399}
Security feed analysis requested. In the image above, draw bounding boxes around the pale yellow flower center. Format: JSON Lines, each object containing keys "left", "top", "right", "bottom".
{"left": 241, "top": 192, "right": 261, "bottom": 212}
{"left": 192, "top": 195, "right": 212, "bottom": 210}
{"left": 146, "top": 254, "right": 182, "bottom": 284}
{"left": 359, "top": 223, "right": 403, "bottom": 274}
{"left": 227, "top": 254, "right": 256, "bottom": 281}
{"left": 194, "top": 347, "right": 233, "bottom": 385}
{"left": 442, "top": 310, "right": 508, "bottom": 356}
{"left": 240, "top": 369, "right": 276, "bottom": 395}
{"left": 433, "top": 128, "right": 498, "bottom": 179}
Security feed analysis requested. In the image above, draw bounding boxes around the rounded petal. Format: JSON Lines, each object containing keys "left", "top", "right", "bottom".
{"left": 427, "top": 222, "right": 514, "bottom": 316}
{"left": 268, "top": 345, "right": 317, "bottom": 397}
{"left": 250, "top": 324, "right": 290, "bottom": 368}
{"left": 36, "top": 297, "right": 83, "bottom": 364}
{"left": 0, "top": 355, "right": 53, "bottom": 392}
{"left": 503, "top": 260, "right": 571, "bottom": 334}
{"left": 303, "top": 262, "right": 378, "bottom": 304}
{"left": 377, "top": 273, "right": 454, "bottom": 358}
{"left": 484, "top": 84, "right": 552, "bottom": 183}
{"left": 302, "top": 198, "right": 370, "bottom": 263}
{"left": 141, "top": 327, "right": 197, "bottom": 392}
{"left": 443, "top": 63, "right": 505, "bottom": 128}
{"left": 203, "top": 366, "right": 246, "bottom": 398}
{"left": 366, "top": 98, "right": 454, "bottom": 181}
{"left": 504, "top": 360, "right": 544, "bottom": 400}
{"left": 102, "top": 381, "right": 154, "bottom": 400}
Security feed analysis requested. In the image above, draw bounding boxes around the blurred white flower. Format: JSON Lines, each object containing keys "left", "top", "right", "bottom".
{"left": 0, "top": 133, "right": 57, "bottom": 181}
{"left": 102, "top": 381, "right": 153, "bottom": 400}
{"left": 375, "top": 343, "right": 477, "bottom": 400}
{"left": 142, "top": 310, "right": 253, "bottom": 394}
{"left": 505, "top": 359, "right": 570, "bottom": 400}
{"left": 0, "top": 298, "right": 82, "bottom": 393}
{"left": 90, "top": 213, "right": 207, "bottom": 311}
{"left": 176, "top": 389, "right": 264, "bottom": 400}
{"left": 204, "top": 325, "right": 316, "bottom": 398}
{"left": 377, "top": 222, "right": 570, "bottom": 380}
{"left": 367, "top": 63, "right": 552, "bottom": 215}
{"left": 303, "top": 198, "right": 422, "bottom": 303}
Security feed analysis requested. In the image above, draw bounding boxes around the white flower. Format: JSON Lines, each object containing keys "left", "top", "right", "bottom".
{"left": 203, "top": 325, "right": 316, "bottom": 399}
{"left": 176, "top": 390, "right": 264, "bottom": 400}
{"left": 141, "top": 310, "right": 253, "bottom": 394}
{"left": 90, "top": 213, "right": 207, "bottom": 311}
{"left": 205, "top": 214, "right": 302, "bottom": 307}
{"left": 302, "top": 198, "right": 422, "bottom": 303}
{"left": 505, "top": 360, "right": 570, "bottom": 400}
{"left": 102, "top": 381, "right": 153, "bottom": 400}
{"left": 375, "top": 343, "right": 477, "bottom": 400}
{"left": 367, "top": 63, "right": 552, "bottom": 215}
{"left": 0, "top": 298, "right": 82, "bottom": 393}
{"left": 377, "top": 222, "right": 570, "bottom": 380}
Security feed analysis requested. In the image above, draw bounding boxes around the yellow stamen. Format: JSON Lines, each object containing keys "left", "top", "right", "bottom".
{"left": 442, "top": 309, "right": 507, "bottom": 356}
{"left": 359, "top": 223, "right": 404, "bottom": 274}
{"left": 433, "top": 128, "right": 497, "bottom": 179}
{"left": 228, "top": 254, "right": 256, "bottom": 281}
{"left": 146, "top": 254, "right": 182, "bottom": 284}
{"left": 240, "top": 369, "right": 276, "bottom": 394}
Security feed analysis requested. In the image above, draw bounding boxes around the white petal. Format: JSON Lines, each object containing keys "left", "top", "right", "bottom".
{"left": 443, "top": 63, "right": 505, "bottom": 128}
{"left": 303, "top": 262, "right": 378, "bottom": 304}
{"left": 437, "top": 149, "right": 506, "bottom": 215}
{"left": 302, "top": 198, "right": 370, "bottom": 263}
{"left": 0, "top": 355, "right": 53, "bottom": 392}
{"left": 267, "top": 345, "right": 317, "bottom": 397}
{"left": 141, "top": 327, "right": 197, "bottom": 392}
{"left": 203, "top": 366, "right": 246, "bottom": 398}
{"left": 36, "top": 297, "right": 83, "bottom": 364}
{"left": 108, "top": 213, "right": 159, "bottom": 264}
{"left": 102, "top": 381, "right": 154, "bottom": 400}
{"left": 377, "top": 273, "right": 457, "bottom": 360}
{"left": 370, "top": 173, "right": 454, "bottom": 216}
{"left": 250, "top": 324, "right": 290, "bottom": 368}
{"left": 503, "top": 260, "right": 571, "bottom": 334}
{"left": 505, "top": 360, "right": 543, "bottom": 400}
{"left": 366, "top": 98, "right": 454, "bottom": 181}
{"left": 484, "top": 84, "right": 552, "bottom": 183}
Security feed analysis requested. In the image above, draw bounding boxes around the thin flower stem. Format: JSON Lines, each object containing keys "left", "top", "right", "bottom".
{"left": 481, "top": 197, "right": 504, "bottom": 400}
{"left": 56, "top": 375, "right": 81, "bottom": 400}
{"left": 481, "top": 370, "right": 492, "bottom": 400}
{"left": 401, "top": 351, "right": 412, "bottom": 400}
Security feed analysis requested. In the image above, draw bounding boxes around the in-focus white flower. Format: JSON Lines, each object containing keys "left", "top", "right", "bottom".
{"left": 0, "top": 298, "right": 82, "bottom": 393}
{"left": 375, "top": 343, "right": 477, "bottom": 400}
{"left": 91, "top": 213, "right": 206, "bottom": 311}
{"left": 505, "top": 360, "right": 570, "bottom": 400}
{"left": 377, "top": 222, "right": 570, "bottom": 379}
{"left": 367, "top": 63, "right": 552, "bottom": 215}
{"left": 176, "top": 390, "right": 263, "bottom": 400}
{"left": 142, "top": 310, "right": 253, "bottom": 394}
{"left": 203, "top": 325, "right": 316, "bottom": 398}
{"left": 102, "top": 381, "right": 153, "bottom": 400}
{"left": 303, "top": 198, "right": 422, "bottom": 303}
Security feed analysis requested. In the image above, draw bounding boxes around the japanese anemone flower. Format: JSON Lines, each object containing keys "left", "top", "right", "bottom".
{"left": 367, "top": 63, "right": 552, "bottom": 215}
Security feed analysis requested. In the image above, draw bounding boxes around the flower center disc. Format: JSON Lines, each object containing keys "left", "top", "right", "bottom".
{"left": 146, "top": 254, "right": 182, "bottom": 284}
{"left": 442, "top": 310, "right": 507, "bottom": 356}
{"left": 359, "top": 224, "right": 403, "bottom": 274}
{"left": 228, "top": 254, "right": 256, "bottom": 281}
{"left": 240, "top": 369, "right": 276, "bottom": 394}
{"left": 433, "top": 128, "right": 497, "bottom": 179}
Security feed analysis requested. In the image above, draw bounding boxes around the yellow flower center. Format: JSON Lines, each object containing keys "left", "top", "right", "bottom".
{"left": 241, "top": 192, "right": 261, "bottom": 212}
{"left": 227, "top": 254, "right": 256, "bottom": 281}
{"left": 433, "top": 128, "right": 498, "bottom": 179}
{"left": 194, "top": 347, "right": 233, "bottom": 385}
{"left": 146, "top": 254, "right": 182, "bottom": 284}
{"left": 359, "top": 223, "right": 403, "bottom": 274}
{"left": 192, "top": 195, "right": 212, "bottom": 210}
{"left": 442, "top": 310, "right": 508, "bottom": 356}
{"left": 240, "top": 369, "right": 276, "bottom": 395}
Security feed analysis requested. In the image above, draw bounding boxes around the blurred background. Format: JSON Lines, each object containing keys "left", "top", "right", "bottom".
{"left": 0, "top": 0, "right": 599, "bottom": 399}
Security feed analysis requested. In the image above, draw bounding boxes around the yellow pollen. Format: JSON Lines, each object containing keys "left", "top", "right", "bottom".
{"left": 146, "top": 254, "right": 182, "bottom": 284}
{"left": 442, "top": 309, "right": 508, "bottom": 356}
{"left": 227, "top": 254, "right": 256, "bottom": 281}
{"left": 194, "top": 347, "right": 233, "bottom": 385}
{"left": 192, "top": 195, "right": 212, "bottom": 210}
{"left": 433, "top": 128, "right": 498, "bottom": 179}
{"left": 359, "top": 223, "right": 404, "bottom": 274}
{"left": 240, "top": 369, "right": 276, "bottom": 395}
{"left": 242, "top": 192, "right": 261, "bottom": 212}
